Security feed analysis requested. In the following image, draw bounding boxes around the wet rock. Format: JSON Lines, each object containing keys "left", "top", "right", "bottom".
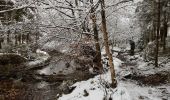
{"left": 123, "top": 73, "right": 132, "bottom": 79}
{"left": 83, "top": 89, "right": 89, "bottom": 97}
{"left": 68, "top": 86, "right": 76, "bottom": 93}
{"left": 59, "top": 80, "right": 75, "bottom": 94}
{"left": 139, "top": 96, "right": 149, "bottom": 100}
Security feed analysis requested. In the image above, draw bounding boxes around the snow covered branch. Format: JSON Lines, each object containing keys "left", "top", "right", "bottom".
{"left": 0, "top": 5, "right": 35, "bottom": 14}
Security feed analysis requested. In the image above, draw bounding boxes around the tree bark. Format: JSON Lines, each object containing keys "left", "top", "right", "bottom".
{"left": 162, "top": 12, "right": 167, "bottom": 52}
{"left": 152, "top": 0, "right": 156, "bottom": 41}
{"left": 0, "top": 39, "right": 2, "bottom": 49}
{"left": 0, "top": 42, "right": 1, "bottom": 49}
{"left": 21, "top": 34, "right": 24, "bottom": 44}
{"left": 155, "top": 0, "right": 160, "bottom": 67}
{"left": 26, "top": 33, "right": 30, "bottom": 44}
{"left": 7, "top": 30, "right": 10, "bottom": 43}
{"left": 18, "top": 34, "right": 21, "bottom": 44}
{"left": 90, "top": 0, "right": 103, "bottom": 71}
{"left": 0, "top": 34, "right": 3, "bottom": 49}
{"left": 36, "top": 32, "right": 39, "bottom": 44}
{"left": 15, "top": 34, "right": 18, "bottom": 45}
{"left": 100, "top": 0, "right": 116, "bottom": 88}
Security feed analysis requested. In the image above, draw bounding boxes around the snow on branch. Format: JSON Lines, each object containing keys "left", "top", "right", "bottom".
{"left": 0, "top": 4, "right": 35, "bottom": 14}
{"left": 39, "top": 24, "right": 76, "bottom": 30}
{"left": 41, "top": 1, "right": 83, "bottom": 11}
{"left": 106, "top": 0, "right": 133, "bottom": 9}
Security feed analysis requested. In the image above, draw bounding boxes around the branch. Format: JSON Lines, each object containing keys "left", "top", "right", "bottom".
{"left": 39, "top": 24, "right": 76, "bottom": 30}
{"left": 41, "top": 1, "right": 74, "bottom": 18}
{"left": 41, "top": 1, "right": 83, "bottom": 11}
{"left": 106, "top": 0, "right": 133, "bottom": 9}
{"left": 0, "top": 3, "right": 35, "bottom": 14}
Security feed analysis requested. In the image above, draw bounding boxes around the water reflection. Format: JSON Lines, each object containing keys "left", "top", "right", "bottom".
{"left": 0, "top": 79, "right": 60, "bottom": 100}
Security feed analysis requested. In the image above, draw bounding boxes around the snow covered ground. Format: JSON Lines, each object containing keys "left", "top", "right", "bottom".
{"left": 25, "top": 49, "right": 50, "bottom": 70}
{"left": 59, "top": 72, "right": 170, "bottom": 100}
{"left": 58, "top": 51, "right": 170, "bottom": 100}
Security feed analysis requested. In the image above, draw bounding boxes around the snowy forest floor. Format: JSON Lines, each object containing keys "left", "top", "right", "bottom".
{"left": 0, "top": 47, "right": 170, "bottom": 100}
{"left": 58, "top": 48, "right": 170, "bottom": 100}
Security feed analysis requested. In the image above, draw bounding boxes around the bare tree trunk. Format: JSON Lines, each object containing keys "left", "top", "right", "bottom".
{"left": 36, "top": 32, "right": 38, "bottom": 44}
{"left": 75, "top": 0, "right": 78, "bottom": 7}
{"left": 149, "top": 32, "right": 152, "bottom": 42}
{"left": 153, "top": 23, "right": 156, "bottom": 41}
{"left": 21, "top": 34, "right": 24, "bottom": 44}
{"left": 15, "top": 35, "right": 18, "bottom": 45}
{"left": 26, "top": 33, "right": 30, "bottom": 44}
{"left": 144, "top": 32, "right": 148, "bottom": 47}
{"left": 90, "top": 0, "right": 103, "bottom": 71}
{"left": 162, "top": 12, "right": 167, "bottom": 52}
{"left": 0, "top": 34, "right": 3, "bottom": 49}
{"left": 0, "top": 42, "right": 2, "bottom": 49}
{"left": 0, "top": 38, "right": 2, "bottom": 49}
{"left": 155, "top": 0, "right": 160, "bottom": 67}
{"left": 152, "top": 0, "right": 157, "bottom": 42}
{"left": 100, "top": 0, "right": 116, "bottom": 88}
{"left": 7, "top": 30, "right": 10, "bottom": 44}
{"left": 18, "top": 34, "right": 21, "bottom": 44}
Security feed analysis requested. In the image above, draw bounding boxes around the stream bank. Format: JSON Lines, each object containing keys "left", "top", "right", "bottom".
{"left": 0, "top": 49, "right": 95, "bottom": 100}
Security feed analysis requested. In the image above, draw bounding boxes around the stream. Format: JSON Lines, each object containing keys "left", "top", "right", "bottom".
{"left": 0, "top": 51, "right": 94, "bottom": 100}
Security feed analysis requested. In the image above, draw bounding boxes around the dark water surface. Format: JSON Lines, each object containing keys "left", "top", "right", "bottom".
{"left": 0, "top": 79, "right": 61, "bottom": 100}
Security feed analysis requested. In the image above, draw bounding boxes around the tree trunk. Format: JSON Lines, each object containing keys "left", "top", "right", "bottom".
{"left": 152, "top": 23, "right": 156, "bottom": 41}
{"left": 36, "top": 32, "right": 39, "bottom": 44}
{"left": 18, "top": 34, "right": 21, "bottom": 44}
{"left": 152, "top": 0, "right": 156, "bottom": 41}
{"left": 0, "top": 42, "right": 1, "bottom": 49}
{"left": 7, "top": 30, "right": 10, "bottom": 44}
{"left": 162, "top": 12, "right": 167, "bottom": 52}
{"left": 21, "top": 34, "right": 24, "bottom": 44}
{"left": 100, "top": 0, "right": 116, "bottom": 88}
{"left": 26, "top": 33, "right": 30, "bottom": 44}
{"left": 90, "top": 0, "right": 103, "bottom": 71}
{"left": 15, "top": 35, "right": 18, "bottom": 45}
{"left": 155, "top": 0, "right": 160, "bottom": 67}
{"left": 0, "top": 34, "right": 3, "bottom": 49}
{"left": 0, "top": 39, "right": 2, "bottom": 49}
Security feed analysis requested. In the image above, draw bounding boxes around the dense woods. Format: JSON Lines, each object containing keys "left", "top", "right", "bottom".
{"left": 0, "top": 0, "right": 170, "bottom": 100}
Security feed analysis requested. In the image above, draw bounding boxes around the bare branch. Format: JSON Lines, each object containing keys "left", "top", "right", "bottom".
{"left": 0, "top": 5, "right": 34, "bottom": 14}
{"left": 106, "top": 0, "right": 133, "bottom": 9}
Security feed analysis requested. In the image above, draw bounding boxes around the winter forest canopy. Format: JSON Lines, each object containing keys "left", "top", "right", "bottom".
{"left": 0, "top": 0, "right": 170, "bottom": 100}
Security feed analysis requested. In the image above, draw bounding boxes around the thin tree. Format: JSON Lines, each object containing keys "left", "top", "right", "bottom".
{"left": 90, "top": 0, "right": 103, "bottom": 71}
{"left": 155, "top": 0, "right": 160, "bottom": 67}
{"left": 100, "top": 0, "right": 116, "bottom": 88}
